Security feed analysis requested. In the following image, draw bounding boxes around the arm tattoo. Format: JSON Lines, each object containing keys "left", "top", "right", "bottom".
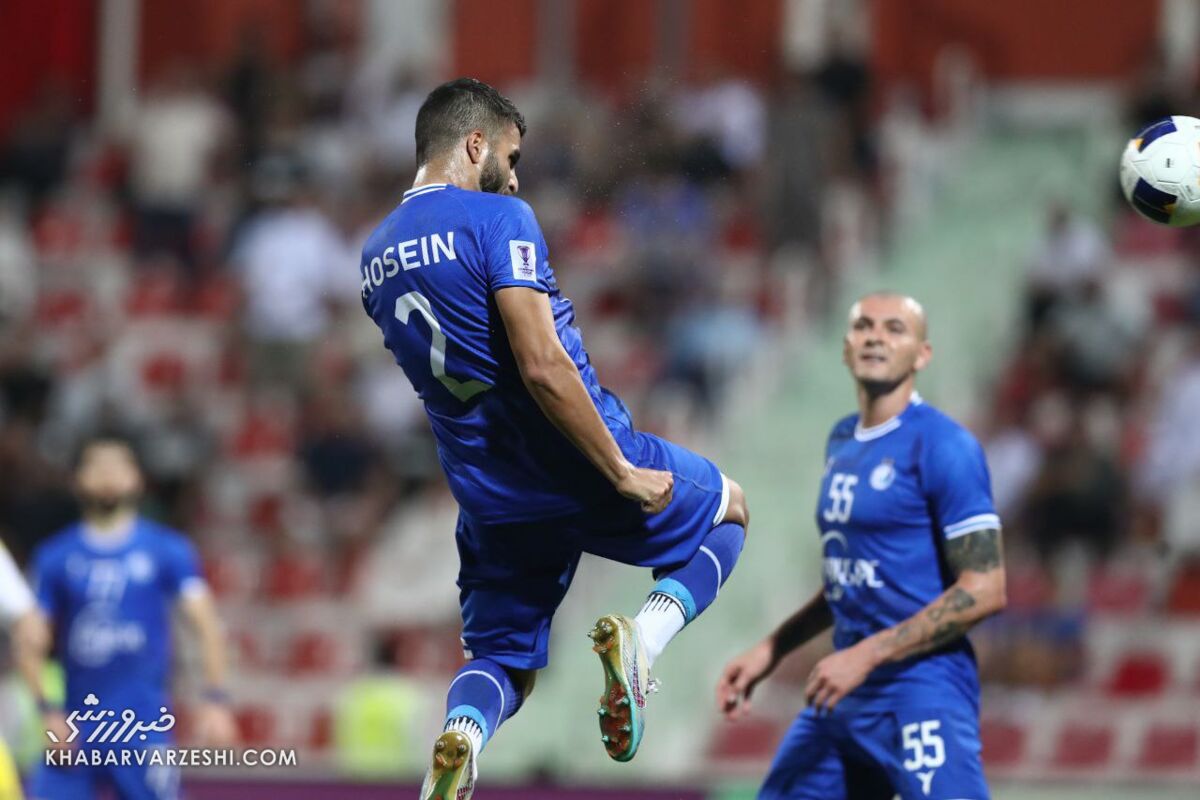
{"left": 877, "top": 587, "right": 979, "bottom": 661}
{"left": 944, "top": 528, "right": 1002, "bottom": 576}
{"left": 870, "top": 529, "right": 1004, "bottom": 665}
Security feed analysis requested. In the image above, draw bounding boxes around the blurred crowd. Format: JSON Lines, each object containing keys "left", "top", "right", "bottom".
{"left": 978, "top": 96, "right": 1200, "bottom": 689}
{"left": 0, "top": 13, "right": 890, "bottom": 696}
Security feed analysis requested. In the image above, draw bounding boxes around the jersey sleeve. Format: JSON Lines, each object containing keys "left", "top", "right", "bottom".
{"left": 161, "top": 535, "right": 207, "bottom": 599}
{"left": 0, "top": 542, "right": 34, "bottom": 621}
{"left": 481, "top": 199, "right": 552, "bottom": 294}
{"left": 921, "top": 424, "right": 1001, "bottom": 540}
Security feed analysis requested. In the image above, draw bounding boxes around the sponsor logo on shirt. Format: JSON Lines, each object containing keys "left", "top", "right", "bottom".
{"left": 820, "top": 530, "right": 884, "bottom": 600}
{"left": 68, "top": 603, "right": 146, "bottom": 667}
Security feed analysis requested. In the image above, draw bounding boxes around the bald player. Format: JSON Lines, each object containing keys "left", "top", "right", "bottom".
{"left": 716, "top": 293, "right": 1006, "bottom": 800}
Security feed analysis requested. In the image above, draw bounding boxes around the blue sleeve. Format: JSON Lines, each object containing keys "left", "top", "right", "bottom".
{"left": 30, "top": 545, "right": 62, "bottom": 617}
{"left": 921, "top": 425, "right": 1001, "bottom": 541}
{"left": 481, "top": 199, "right": 552, "bottom": 294}
{"left": 160, "top": 535, "right": 205, "bottom": 598}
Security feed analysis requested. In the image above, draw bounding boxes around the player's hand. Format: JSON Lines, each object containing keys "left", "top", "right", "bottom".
{"left": 716, "top": 640, "right": 776, "bottom": 720}
{"left": 43, "top": 710, "right": 74, "bottom": 751}
{"left": 615, "top": 466, "right": 674, "bottom": 514}
{"left": 194, "top": 702, "right": 238, "bottom": 747}
{"left": 805, "top": 642, "right": 878, "bottom": 715}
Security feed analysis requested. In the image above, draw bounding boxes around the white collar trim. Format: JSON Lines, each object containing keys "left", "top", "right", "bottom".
{"left": 82, "top": 518, "right": 138, "bottom": 550}
{"left": 854, "top": 391, "right": 922, "bottom": 442}
{"left": 404, "top": 183, "right": 447, "bottom": 196}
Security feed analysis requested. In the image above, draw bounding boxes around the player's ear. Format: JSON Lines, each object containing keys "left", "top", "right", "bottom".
{"left": 841, "top": 334, "right": 853, "bottom": 368}
{"left": 914, "top": 341, "right": 933, "bottom": 371}
{"left": 465, "top": 129, "right": 487, "bottom": 166}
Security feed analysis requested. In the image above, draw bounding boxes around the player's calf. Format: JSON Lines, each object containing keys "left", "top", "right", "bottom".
{"left": 588, "top": 475, "right": 748, "bottom": 762}
{"left": 634, "top": 508, "right": 747, "bottom": 669}
{"left": 421, "top": 658, "right": 527, "bottom": 799}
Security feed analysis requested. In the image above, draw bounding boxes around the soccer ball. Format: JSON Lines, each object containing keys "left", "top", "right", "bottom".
{"left": 1120, "top": 115, "right": 1200, "bottom": 226}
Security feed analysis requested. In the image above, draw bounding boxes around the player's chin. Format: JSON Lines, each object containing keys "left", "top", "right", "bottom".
{"left": 852, "top": 364, "right": 893, "bottom": 383}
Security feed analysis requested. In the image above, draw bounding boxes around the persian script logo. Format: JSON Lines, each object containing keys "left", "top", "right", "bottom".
{"left": 47, "top": 694, "right": 176, "bottom": 745}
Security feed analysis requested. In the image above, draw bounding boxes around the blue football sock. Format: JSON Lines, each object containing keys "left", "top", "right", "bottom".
{"left": 652, "top": 521, "right": 745, "bottom": 622}
{"left": 443, "top": 658, "right": 523, "bottom": 753}
{"left": 636, "top": 522, "right": 745, "bottom": 666}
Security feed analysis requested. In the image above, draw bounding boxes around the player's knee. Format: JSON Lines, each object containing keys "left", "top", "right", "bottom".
{"left": 722, "top": 479, "right": 749, "bottom": 531}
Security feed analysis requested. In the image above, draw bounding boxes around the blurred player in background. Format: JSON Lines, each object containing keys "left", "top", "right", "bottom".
{"left": 716, "top": 293, "right": 1006, "bottom": 800}
{"left": 22, "top": 437, "right": 236, "bottom": 800}
{"left": 0, "top": 539, "right": 37, "bottom": 800}
{"left": 358, "top": 78, "right": 749, "bottom": 800}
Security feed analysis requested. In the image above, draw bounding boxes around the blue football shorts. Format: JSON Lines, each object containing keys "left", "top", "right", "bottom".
{"left": 759, "top": 704, "right": 989, "bottom": 800}
{"left": 454, "top": 429, "right": 729, "bottom": 670}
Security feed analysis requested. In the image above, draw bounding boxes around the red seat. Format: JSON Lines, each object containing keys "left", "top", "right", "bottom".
{"left": 1137, "top": 724, "right": 1198, "bottom": 770}
{"left": 234, "top": 705, "right": 277, "bottom": 747}
{"left": 308, "top": 706, "right": 333, "bottom": 751}
{"left": 708, "top": 719, "right": 784, "bottom": 761}
{"left": 229, "top": 628, "right": 265, "bottom": 670}
{"left": 980, "top": 719, "right": 1026, "bottom": 768}
{"left": 1166, "top": 557, "right": 1200, "bottom": 615}
{"left": 286, "top": 631, "right": 339, "bottom": 676}
{"left": 126, "top": 273, "right": 182, "bottom": 316}
{"left": 192, "top": 274, "right": 240, "bottom": 320}
{"left": 1106, "top": 651, "right": 1169, "bottom": 697}
{"left": 140, "top": 352, "right": 188, "bottom": 392}
{"left": 35, "top": 290, "right": 88, "bottom": 327}
{"left": 263, "top": 554, "right": 326, "bottom": 601}
{"left": 1087, "top": 568, "right": 1149, "bottom": 615}
{"left": 388, "top": 624, "right": 467, "bottom": 674}
{"left": 1051, "top": 722, "right": 1114, "bottom": 769}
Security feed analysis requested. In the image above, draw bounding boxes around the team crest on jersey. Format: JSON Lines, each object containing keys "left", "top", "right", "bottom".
{"left": 509, "top": 239, "right": 537, "bottom": 281}
{"left": 125, "top": 551, "right": 155, "bottom": 583}
{"left": 870, "top": 458, "right": 895, "bottom": 491}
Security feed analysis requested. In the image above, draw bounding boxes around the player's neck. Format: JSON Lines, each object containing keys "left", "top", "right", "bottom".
{"left": 413, "top": 160, "right": 478, "bottom": 193}
{"left": 82, "top": 508, "right": 138, "bottom": 538}
{"left": 857, "top": 381, "right": 916, "bottom": 428}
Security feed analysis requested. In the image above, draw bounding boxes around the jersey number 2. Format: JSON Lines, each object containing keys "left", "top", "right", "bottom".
{"left": 395, "top": 291, "right": 489, "bottom": 402}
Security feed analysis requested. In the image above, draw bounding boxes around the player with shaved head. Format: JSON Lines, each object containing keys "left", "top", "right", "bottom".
{"left": 716, "top": 293, "right": 1006, "bottom": 799}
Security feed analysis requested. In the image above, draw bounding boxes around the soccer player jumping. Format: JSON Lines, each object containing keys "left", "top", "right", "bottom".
{"left": 716, "top": 293, "right": 1006, "bottom": 800}
{"left": 358, "top": 78, "right": 748, "bottom": 800}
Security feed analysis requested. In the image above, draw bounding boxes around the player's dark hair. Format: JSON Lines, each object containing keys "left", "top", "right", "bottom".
{"left": 414, "top": 78, "right": 526, "bottom": 166}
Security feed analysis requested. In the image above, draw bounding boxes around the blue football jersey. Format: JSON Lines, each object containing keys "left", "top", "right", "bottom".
{"left": 31, "top": 518, "right": 204, "bottom": 725}
{"left": 360, "top": 184, "right": 629, "bottom": 522}
{"left": 816, "top": 394, "right": 1000, "bottom": 711}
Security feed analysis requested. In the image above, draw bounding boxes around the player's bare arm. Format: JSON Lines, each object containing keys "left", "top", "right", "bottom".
{"left": 495, "top": 285, "right": 673, "bottom": 513}
{"left": 716, "top": 588, "right": 833, "bottom": 719}
{"left": 14, "top": 609, "right": 71, "bottom": 746}
{"left": 805, "top": 528, "right": 1006, "bottom": 713}
{"left": 179, "top": 590, "right": 238, "bottom": 746}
